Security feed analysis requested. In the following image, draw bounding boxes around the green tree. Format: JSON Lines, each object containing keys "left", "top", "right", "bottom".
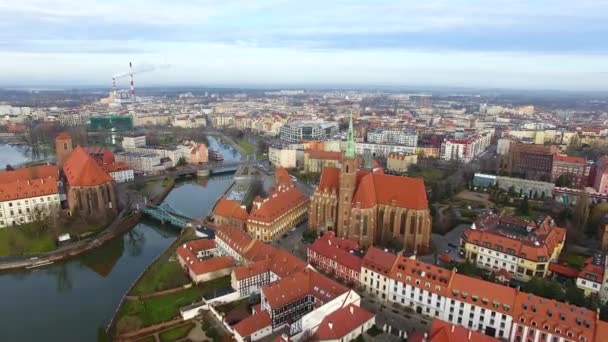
{"left": 573, "top": 191, "right": 590, "bottom": 231}
{"left": 517, "top": 196, "right": 531, "bottom": 217}
{"left": 555, "top": 174, "right": 573, "bottom": 188}
{"left": 176, "top": 156, "right": 188, "bottom": 167}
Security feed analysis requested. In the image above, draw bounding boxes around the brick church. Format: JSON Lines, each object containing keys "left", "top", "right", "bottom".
{"left": 308, "top": 115, "right": 431, "bottom": 253}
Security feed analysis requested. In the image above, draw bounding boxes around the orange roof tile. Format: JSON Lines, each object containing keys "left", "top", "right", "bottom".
{"left": 426, "top": 319, "right": 499, "bottom": 342}
{"left": 233, "top": 259, "right": 272, "bottom": 281}
{"left": 275, "top": 167, "right": 292, "bottom": 188}
{"left": 214, "top": 198, "right": 249, "bottom": 221}
{"left": 63, "top": 146, "right": 113, "bottom": 186}
{"left": 548, "top": 263, "right": 579, "bottom": 278}
{"left": 306, "top": 149, "right": 343, "bottom": 161}
{"left": 268, "top": 248, "right": 307, "bottom": 278}
{"left": 463, "top": 215, "right": 565, "bottom": 262}
{"left": 447, "top": 273, "right": 517, "bottom": 315}
{"left": 389, "top": 256, "right": 453, "bottom": 297}
{"left": 242, "top": 240, "right": 277, "bottom": 262}
{"left": 554, "top": 154, "right": 586, "bottom": 164}
{"left": 308, "top": 234, "right": 362, "bottom": 273}
{"left": 248, "top": 187, "right": 308, "bottom": 223}
{"left": 102, "top": 161, "right": 131, "bottom": 173}
{"left": 313, "top": 304, "right": 375, "bottom": 340}
{"left": 188, "top": 256, "right": 234, "bottom": 276}
{"left": 261, "top": 269, "right": 348, "bottom": 309}
{"left": 513, "top": 291, "right": 596, "bottom": 342}
{"left": 0, "top": 176, "right": 58, "bottom": 202}
{"left": 0, "top": 165, "right": 59, "bottom": 184}
{"left": 215, "top": 224, "right": 255, "bottom": 256}
{"left": 353, "top": 173, "right": 428, "bottom": 210}
{"left": 233, "top": 311, "right": 272, "bottom": 338}
{"left": 318, "top": 167, "right": 340, "bottom": 192}
{"left": 55, "top": 132, "right": 71, "bottom": 141}
{"left": 362, "top": 247, "right": 398, "bottom": 276}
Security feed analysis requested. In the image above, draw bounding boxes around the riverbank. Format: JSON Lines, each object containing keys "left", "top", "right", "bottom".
{"left": 0, "top": 175, "right": 175, "bottom": 272}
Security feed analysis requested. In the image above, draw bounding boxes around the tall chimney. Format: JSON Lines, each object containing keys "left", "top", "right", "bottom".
{"left": 451, "top": 325, "right": 455, "bottom": 333}
{"left": 112, "top": 77, "right": 117, "bottom": 97}
{"left": 129, "top": 61, "right": 135, "bottom": 101}
{"left": 468, "top": 330, "right": 472, "bottom": 340}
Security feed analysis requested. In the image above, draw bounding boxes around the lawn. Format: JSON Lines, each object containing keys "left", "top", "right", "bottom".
{"left": 159, "top": 322, "right": 195, "bottom": 342}
{"left": 130, "top": 228, "right": 197, "bottom": 295}
{"left": 120, "top": 286, "right": 206, "bottom": 328}
{"left": 118, "top": 276, "right": 231, "bottom": 331}
{"left": 0, "top": 223, "right": 56, "bottom": 257}
{"left": 237, "top": 139, "right": 255, "bottom": 155}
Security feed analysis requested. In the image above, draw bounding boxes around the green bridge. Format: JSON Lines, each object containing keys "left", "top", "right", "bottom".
{"left": 141, "top": 203, "right": 193, "bottom": 229}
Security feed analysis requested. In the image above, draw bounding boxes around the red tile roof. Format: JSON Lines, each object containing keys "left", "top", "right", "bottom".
{"left": 318, "top": 167, "right": 340, "bottom": 192}
{"left": 426, "top": 319, "right": 499, "bottom": 342}
{"left": 63, "top": 146, "right": 114, "bottom": 186}
{"left": 275, "top": 167, "right": 292, "bottom": 188}
{"left": 248, "top": 186, "right": 308, "bottom": 223}
{"left": 554, "top": 154, "right": 586, "bottom": 164}
{"left": 306, "top": 150, "right": 343, "bottom": 161}
{"left": 362, "top": 247, "right": 398, "bottom": 276}
{"left": 102, "top": 161, "right": 131, "bottom": 173}
{"left": 262, "top": 269, "right": 348, "bottom": 309}
{"left": 176, "top": 240, "right": 234, "bottom": 276}
{"left": 233, "top": 259, "right": 272, "bottom": 281}
{"left": 0, "top": 165, "right": 59, "bottom": 184}
{"left": 0, "top": 176, "right": 58, "bottom": 202}
{"left": 513, "top": 292, "right": 596, "bottom": 342}
{"left": 313, "top": 304, "right": 375, "bottom": 340}
{"left": 214, "top": 198, "right": 249, "bottom": 221}
{"left": 215, "top": 224, "right": 255, "bottom": 256}
{"left": 55, "top": 132, "right": 71, "bottom": 140}
{"left": 447, "top": 273, "right": 517, "bottom": 315}
{"left": 308, "top": 235, "right": 362, "bottom": 273}
{"left": 463, "top": 215, "right": 565, "bottom": 262}
{"left": 242, "top": 240, "right": 277, "bottom": 262}
{"left": 353, "top": 173, "right": 429, "bottom": 210}
{"left": 389, "top": 256, "right": 453, "bottom": 297}
{"left": 548, "top": 263, "right": 579, "bottom": 278}
{"left": 578, "top": 259, "right": 604, "bottom": 283}
{"left": 232, "top": 311, "right": 272, "bottom": 338}
{"left": 268, "top": 248, "right": 308, "bottom": 278}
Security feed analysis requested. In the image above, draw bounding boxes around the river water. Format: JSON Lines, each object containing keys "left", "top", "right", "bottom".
{"left": 0, "top": 142, "right": 238, "bottom": 342}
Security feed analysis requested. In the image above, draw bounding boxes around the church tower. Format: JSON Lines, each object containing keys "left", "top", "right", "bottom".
{"left": 337, "top": 112, "right": 357, "bottom": 237}
{"left": 55, "top": 133, "right": 73, "bottom": 167}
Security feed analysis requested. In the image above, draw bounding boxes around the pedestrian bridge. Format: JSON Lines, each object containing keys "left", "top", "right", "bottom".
{"left": 141, "top": 203, "right": 193, "bottom": 229}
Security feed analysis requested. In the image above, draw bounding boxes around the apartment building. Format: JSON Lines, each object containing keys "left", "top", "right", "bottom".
{"left": 461, "top": 215, "right": 566, "bottom": 281}
{"left": 551, "top": 154, "right": 590, "bottom": 188}
{"left": 0, "top": 165, "right": 61, "bottom": 228}
{"left": 307, "top": 231, "right": 362, "bottom": 285}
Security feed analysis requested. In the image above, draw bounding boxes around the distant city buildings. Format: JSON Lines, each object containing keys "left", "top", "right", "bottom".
{"left": 387, "top": 152, "right": 418, "bottom": 173}
{"left": 279, "top": 120, "right": 338, "bottom": 143}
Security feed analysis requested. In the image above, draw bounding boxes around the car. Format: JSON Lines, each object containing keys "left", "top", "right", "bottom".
{"left": 448, "top": 242, "right": 458, "bottom": 248}
{"left": 291, "top": 227, "right": 296, "bottom": 232}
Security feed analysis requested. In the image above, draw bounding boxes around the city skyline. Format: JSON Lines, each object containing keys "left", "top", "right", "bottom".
{"left": 1, "top": 0, "right": 608, "bottom": 90}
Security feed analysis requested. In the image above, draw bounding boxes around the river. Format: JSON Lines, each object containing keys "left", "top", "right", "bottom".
{"left": 0, "top": 143, "right": 239, "bottom": 342}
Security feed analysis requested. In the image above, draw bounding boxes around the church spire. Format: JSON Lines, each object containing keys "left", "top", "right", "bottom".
{"left": 345, "top": 111, "right": 356, "bottom": 158}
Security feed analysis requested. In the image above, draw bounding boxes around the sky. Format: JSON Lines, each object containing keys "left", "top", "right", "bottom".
{"left": 1, "top": 0, "right": 608, "bottom": 90}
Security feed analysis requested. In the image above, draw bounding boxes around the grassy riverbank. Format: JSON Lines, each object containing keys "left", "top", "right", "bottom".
{"left": 130, "top": 227, "right": 196, "bottom": 296}
{"left": 0, "top": 223, "right": 55, "bottom": 256}
{"left": 115, "top": 276, "right": 231, "bottom": 334}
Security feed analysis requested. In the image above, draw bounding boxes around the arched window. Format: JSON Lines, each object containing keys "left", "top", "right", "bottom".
{"left": 400, "top": 212, "right": 407, "bottom": 234}
{"left": 363, "top": 216, "right": 369, "bottom": 236}
{"left": 389, "top": 211, "right": 396, "bottom": 233}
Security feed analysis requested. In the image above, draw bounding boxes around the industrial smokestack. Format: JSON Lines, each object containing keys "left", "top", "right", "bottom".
{"left": 129, "top": 61, "right": 135, "bottom": 101}
{"left": 112, "top": 77, "right": 117, "bottom": 97}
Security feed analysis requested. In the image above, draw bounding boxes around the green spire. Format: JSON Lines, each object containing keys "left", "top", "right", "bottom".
{"left": 345, "top": 111, "right": 356, "bottom": 158}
